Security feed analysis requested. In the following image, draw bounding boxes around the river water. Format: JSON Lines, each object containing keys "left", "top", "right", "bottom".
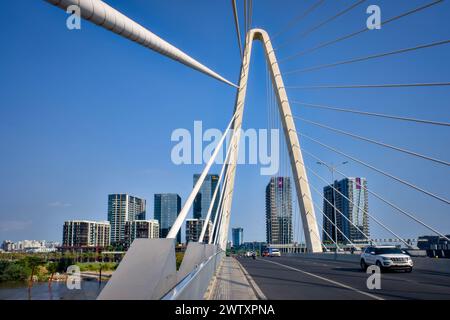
{"left": 0, "top": 280, "right": 106, "bottom": 300}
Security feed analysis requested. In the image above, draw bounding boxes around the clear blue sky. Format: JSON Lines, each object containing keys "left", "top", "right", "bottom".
{"left": 0, "top": 0, "right": 449, "bottom": 243}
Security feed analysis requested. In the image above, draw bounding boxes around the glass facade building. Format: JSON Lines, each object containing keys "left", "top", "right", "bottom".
{"left": 107, "top": 194, "right": 146, "bottom": 246}
{"left": 232, "top": 227, "right": 244, "bottom": 248}
{"left": 154, "top": 193, "right": 181, "bottom": 243}
{"left": 193, "top": 174, "right": 220, "bottom": 221}
{"left": 322, "top": 177, "right": 370, "bottom": 244}
{"left": 265, "top": 177, "right": 293, "bottom": 245}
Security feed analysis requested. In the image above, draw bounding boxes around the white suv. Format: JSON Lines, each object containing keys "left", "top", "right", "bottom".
{"left": 360, "top": 246, "right": 413, "bottom": 273}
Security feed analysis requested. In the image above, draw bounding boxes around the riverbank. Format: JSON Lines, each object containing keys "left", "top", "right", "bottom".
{"left": 0, "top": 253, "right": 118, "bottom": 284}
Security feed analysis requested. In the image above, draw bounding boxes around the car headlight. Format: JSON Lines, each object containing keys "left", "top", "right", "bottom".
{"left": 382, "top": 257, "right": 391, "bottom": 261}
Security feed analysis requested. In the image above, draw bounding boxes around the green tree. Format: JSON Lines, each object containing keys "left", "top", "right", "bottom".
{"left": 47, "top": 262, "right": 58, "bottom": 288}
{"left": 0, "top": 260, "right": 30, "bottom": 282}
{"left": 25, "top": 256, "right": 45, "bottom": 288}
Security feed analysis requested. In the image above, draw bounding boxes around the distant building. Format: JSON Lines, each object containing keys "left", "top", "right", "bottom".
{"left": 1, "top": 240, "right": 14, "bottom": 252}
{"left": 62, "top": 220, "right": 110, "bottom": 248}
{"left": 232, "top": 228, "right": 244, "bottom": 248}
{"left": 417, "top": 235, "right": 450, "bottom": 250}
{"left": 186, "top": 219, "right": 213, "bottom": 243}
{"left": 265, "top": 177, "right": 293, "bottom": 245}
{"left": 241, "top": 242, "right": 267, "bottom": 253}
{"left": 124, "top": 220, "right": 159, "bottom": 248}
{"left": 193, "top": 174, "right": 220, "bottom": 221}
{"left": 1, "top": 240, "right": 59, "bottom": 253}
{"left": 154, "top": 193, "right": 181, "bottom": 243}
{"left": 108, "top": 194, "right": 146, "bottom": 246}
{"left": 322, "top": 177, "right": 369, "bottom": 244}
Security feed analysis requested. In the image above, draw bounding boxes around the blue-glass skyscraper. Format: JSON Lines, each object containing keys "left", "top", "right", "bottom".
{"left": 193, "top": 174, "right": 220, "bottom": 221}
{"left": 154, "top": 193, "right": 181, "bottom": 243}
{"left": 232, "top": 227, "right": 244, "bottom": 248}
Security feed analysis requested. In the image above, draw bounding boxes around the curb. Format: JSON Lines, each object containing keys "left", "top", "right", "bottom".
{"left": 234, "top": 257, "right": 268, "bottom": 300}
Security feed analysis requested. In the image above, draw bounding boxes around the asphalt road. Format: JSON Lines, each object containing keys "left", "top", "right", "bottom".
{"left": 237, "top": 255, "right": 450, "bottom": 300}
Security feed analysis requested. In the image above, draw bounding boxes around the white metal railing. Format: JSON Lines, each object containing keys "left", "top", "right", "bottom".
{"left": 161, "top": 250, "right": 224, "bottom": 300}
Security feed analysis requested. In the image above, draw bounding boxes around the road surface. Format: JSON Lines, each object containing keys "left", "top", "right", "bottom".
{"left": 238, "top": 255, "right": 450, "bottom": 300}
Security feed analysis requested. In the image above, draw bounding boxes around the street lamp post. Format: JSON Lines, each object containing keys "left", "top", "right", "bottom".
{"left": 317, "top": 161, "right": 348, "bottom": 254}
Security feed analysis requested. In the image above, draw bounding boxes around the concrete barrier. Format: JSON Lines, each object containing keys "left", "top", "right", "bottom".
{"left": 411, "top": 257, "right": 450, "bottom": 275}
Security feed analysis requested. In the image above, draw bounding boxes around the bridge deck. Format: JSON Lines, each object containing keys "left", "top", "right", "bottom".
{"left": 205, "top": 256, "right": 262, "bottom": 300}
{"left": 238, "top": 255, "right": 450, "bottom": 300}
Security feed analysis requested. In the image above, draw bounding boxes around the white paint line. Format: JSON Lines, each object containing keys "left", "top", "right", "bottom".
{"left": 261, "top": 259, "right": 384, "bottom": 300}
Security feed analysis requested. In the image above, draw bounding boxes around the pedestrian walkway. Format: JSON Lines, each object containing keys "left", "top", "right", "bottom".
{"left": 205, "top": 256, "right": 265, "bottom": 300}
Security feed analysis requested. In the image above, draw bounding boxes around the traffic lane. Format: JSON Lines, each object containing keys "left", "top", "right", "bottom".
{"left": 280, "top": 256, "right": 450, "bottom": 300}
{"left": 237, "top": 257, "right": 380, "bottom": 300}
{"left": 263, "top": 256, "right": 450, "bottom": 300}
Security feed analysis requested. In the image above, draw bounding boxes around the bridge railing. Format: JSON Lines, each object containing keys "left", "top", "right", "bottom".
{"left": 162, "top": 249, "right": 224, "bottom": 300}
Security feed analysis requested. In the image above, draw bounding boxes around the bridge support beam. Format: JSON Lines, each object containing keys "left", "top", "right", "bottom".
{"left": 219, "top": 29, "right": 322, "bottom": 253}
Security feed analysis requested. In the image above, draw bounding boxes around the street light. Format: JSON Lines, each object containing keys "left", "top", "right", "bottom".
{"left": 316, "top": 161, "right": 348, "bottom": 253}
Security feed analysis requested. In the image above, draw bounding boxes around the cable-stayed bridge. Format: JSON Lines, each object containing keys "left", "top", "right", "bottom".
{"left": 44, "top": 0, "right": 450, "bottom": 300}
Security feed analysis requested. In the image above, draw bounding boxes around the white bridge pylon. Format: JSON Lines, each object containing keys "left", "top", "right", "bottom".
{"left": 43, "top": 0, "right": 322, "bottom": 252}
{"left": 218, "top": 29, "right": 322, "bottom": 253}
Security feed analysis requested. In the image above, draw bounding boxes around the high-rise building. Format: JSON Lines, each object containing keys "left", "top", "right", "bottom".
{"left": 62, "top": 220, "right": 110, "bottom": 248}
{"left": 107, "top": 194, "right": 146, "bottom": 245}
{"left": 154, "top": 193, "right": 181, "bottom": 243}
{"left": 193, "top": 174, "right": 220, "bottom": 221}
{"left": 322, "top": 177, "right": 370, "bottom": 244}
{"left": 265, "top": 177, "right": 293, "bottom": 245}
{"left": 185, "top": 219, "right": 213, "bottom": 243}
{"left": 124, "top": 220, "right": 160, "bottom": 248}
{"left": 232, "top": 227, "right": 244, "bottom": 248}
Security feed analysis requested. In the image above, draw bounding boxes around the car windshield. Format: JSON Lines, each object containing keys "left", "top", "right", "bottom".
{"left": 373, "top": 248, "right": 404, "bottom": 255}
{"left": 272, "top": 249, "right": 279, "bottom": 252}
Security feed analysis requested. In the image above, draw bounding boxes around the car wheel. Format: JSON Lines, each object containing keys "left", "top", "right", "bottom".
{"left": 360, "top": 259, "right": 367, "bottom": 271}
{"left": 376, "top": 260, "right": 384, "bottom": 272}
{"left": 406, "top": 267, "right": 412, "bottom": 273}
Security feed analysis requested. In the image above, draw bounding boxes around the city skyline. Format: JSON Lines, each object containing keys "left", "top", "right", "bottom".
{"left": 1, "top": 1, "right": 449, "bottom": 244}
{"left": 0, "top": 0, "right": 449, "bottom": 305}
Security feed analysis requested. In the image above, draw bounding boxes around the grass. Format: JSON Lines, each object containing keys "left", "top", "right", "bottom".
{"left": 75, "top": 262, "right": 118, "bottom": 272}
{"left": 176, "top": 252, "right": 184, "bottom": 270}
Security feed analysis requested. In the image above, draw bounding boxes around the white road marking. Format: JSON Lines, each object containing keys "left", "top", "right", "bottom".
{"left": 261, "top": 259, "right": 384, "bottom": 300}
